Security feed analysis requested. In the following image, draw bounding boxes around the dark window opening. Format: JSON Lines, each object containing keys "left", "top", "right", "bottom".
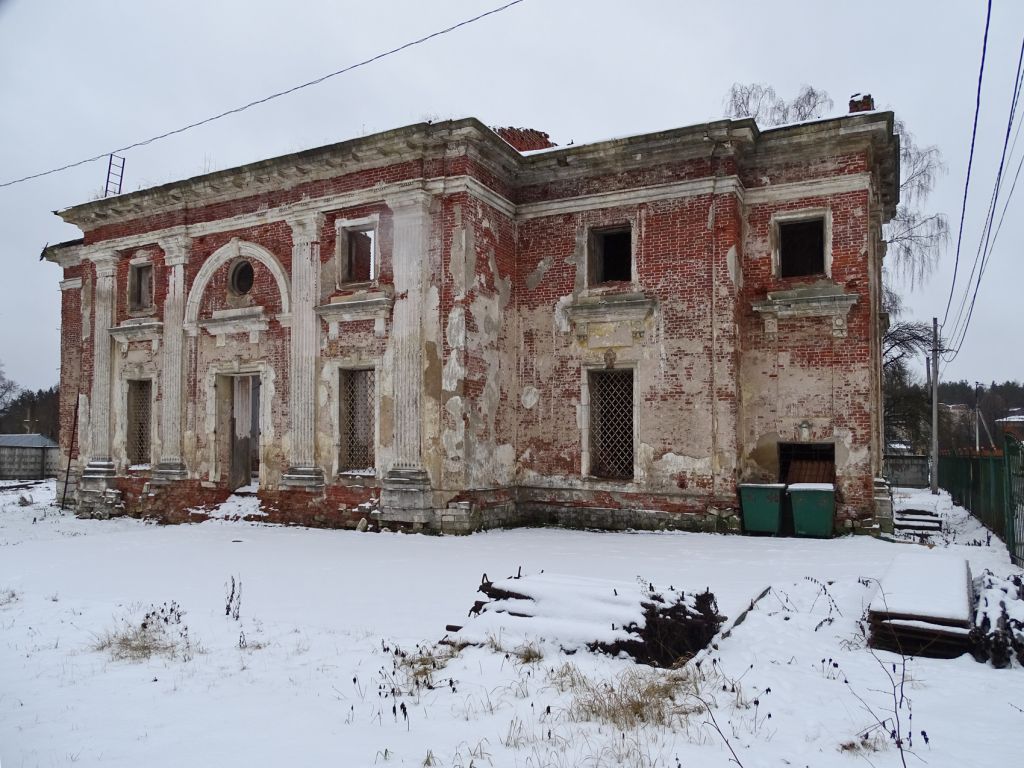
{"left": 779, "top": 219, "right": 825, "bottom": 278}
{"left": 589, "top": 369, "right": 633, "bottom": 479}
{"left": 344, "top": 229, "right": 375, "bottom": 283}
{"left": 590, "top": 227, "right": 632, "bottom": 284}
{"left": 129, "top": 264, "right": 153, "bottom": 311}
{"left": 231, "top": 260, "right": 255, "bottom": 295}
{"left": 778, "top": 442, "right": 835, "bottom": 484}
{"left": 340, "top": 368, "right": 375, "bottom": 472}
{"left": 127, "top": 380, "right": 152, "bottom": 466}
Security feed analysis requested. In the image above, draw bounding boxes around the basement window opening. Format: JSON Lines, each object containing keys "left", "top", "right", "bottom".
{"left": 589, "top": 226, "right": 632, "bottom": 285}
{"left": 339, "top": 368, "right": 376, "bottom": 473}
{"left": 342, "top": 228, "right": 375, "bottom": 283}
{"left": 230, "top": 260, "right": 255, "bottom": 296}
{"left": 778, "top": 442, "right": 835, "bottom": 484}
{"left": 126, "top": 379, "right": 152, "bottom": 467}
{"left": 778, "top": 218, "right": 825, "bottom": 278}
{"left": 128, "top": 263, "right": 153, "bottom": 311}
{"left": 588, "top": 368, "right": 634, "bottom": 479}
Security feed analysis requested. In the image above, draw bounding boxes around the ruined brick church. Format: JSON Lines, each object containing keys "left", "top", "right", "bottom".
{"left": 43, "top": 97, "right": 899, "bottom": 533}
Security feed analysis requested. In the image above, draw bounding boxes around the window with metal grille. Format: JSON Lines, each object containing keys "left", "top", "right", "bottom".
{"left": 126, "top": 379, "right": 152, "bottom": 466}
{"left": 339, "top": 369, "right": 375, "bottom": 472}
{"left": 589, "top": 369, "right": 634, "bottom": 479}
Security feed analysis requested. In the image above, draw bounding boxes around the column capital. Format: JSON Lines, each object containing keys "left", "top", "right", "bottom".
{"left": 287, "top": 212, "right": 325, "bottom": 245}
{"left": 84, "top": 247, "right": 118, "bottom": 277}
{"left": 158, "top": 235, "right": 192, "bottom": 266}
{"left": 386, "top": 188, "right": 433, "bottom": 215}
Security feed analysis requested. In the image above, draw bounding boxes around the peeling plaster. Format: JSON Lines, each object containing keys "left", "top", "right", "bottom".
{"left": 521, "top": 386, "right": 539, "bottom": 410}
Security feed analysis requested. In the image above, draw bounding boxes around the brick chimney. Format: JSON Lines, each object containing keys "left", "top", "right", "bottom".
{"left": 493, "top": 126, "right": 557, "bottom": 152}
{"left": 848, "top": 93, "right": 875, "bottom": 113}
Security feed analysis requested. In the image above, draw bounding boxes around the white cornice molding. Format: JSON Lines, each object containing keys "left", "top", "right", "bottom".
{"left": 110, "top": 320, "right": 163, "bottom": 353}
{"left": 55, "top": 171, "right": 874, "bottom": 266}
{"left": 517, "top": 176, "right": 744, "bottom": 221}
{"left": 59, "top": 277, "right": 83, "bottom": 291}
{"left": 198, "top": 307, "right": 269, "bottom": 345}
{"left": 315, "top": 290, "right": 393, "bottom": 339}
{"left": 744, "top": 173, "right": 871, "bottom": 205}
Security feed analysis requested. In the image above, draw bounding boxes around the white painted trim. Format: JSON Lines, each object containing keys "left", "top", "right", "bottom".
{"left": 518, "top": 177, "right": 744, "bottom": 221}
{"left": 183, "top": 239, "right": 291, "bottom": 333}
{"left": 770, "top": 207, "right": 833, "bottom": 279}
{"left": 745, "top": 173, "right": 870, "bottom": 205}
{"left": 59, "top": 277, "right": 83, "bottom": 291}
{"left": 334, "top": 213, "right": 381, "bottom": 284}
{"left": 201, "top": 361, "right": 276, "bottom": 487}
{"left": 53, "top": 171, "right": 871, "bottom": 268}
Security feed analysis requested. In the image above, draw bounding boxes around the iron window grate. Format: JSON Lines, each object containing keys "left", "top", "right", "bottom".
{"left": 590, "top": 369, "right": 633, "bottom": 479}
{"left": 127, "top": 380, "right": 152, "bottom": 466}
{"left": 340, "top": 369, "right": 375, "bottom": 472}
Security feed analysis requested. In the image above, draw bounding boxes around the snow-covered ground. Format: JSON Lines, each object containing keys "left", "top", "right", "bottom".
{"left": 1, "top": 481, "right": 1020, "bottom": 767}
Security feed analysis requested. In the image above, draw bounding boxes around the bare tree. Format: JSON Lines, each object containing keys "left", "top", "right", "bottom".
{"left": 885, "top": 120, "right": 949, "bottom": 288}
{"left": 725, "top": 83, "right": 947, "bottom": 289}
{"left": 723, "top": 82, "right": 833, "bottom": 126}
{"left": 0, "top": 363, "right": 20, "bottom": 414}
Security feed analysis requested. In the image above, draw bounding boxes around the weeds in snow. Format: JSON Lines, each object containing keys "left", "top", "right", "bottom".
{"left": 93, "top": 601, "right": 199, "bottom": 662}
{"left": 0, "top": 587, "right": 19, "bottom": 607}
{"left": 224, "top": 575, "right": 242, "bottom": 620}
{"left": 514, "top": 641, "right": 544, "bottom": 664}
{"left": 551, "top": 663, "right": 706, "bottom": 730}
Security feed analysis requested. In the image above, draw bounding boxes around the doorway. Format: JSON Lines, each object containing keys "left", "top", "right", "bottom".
{"left": 217, "top": 374, "right": 261, "bottom": 491}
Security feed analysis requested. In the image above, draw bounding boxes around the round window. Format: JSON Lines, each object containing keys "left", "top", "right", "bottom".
{"left": 230, "top": 260, "right": 255, "bottom": 295}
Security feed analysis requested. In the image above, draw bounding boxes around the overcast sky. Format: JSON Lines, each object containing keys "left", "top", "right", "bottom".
{"left": 1, "top": 0, "right": 1021, "bottom": 392}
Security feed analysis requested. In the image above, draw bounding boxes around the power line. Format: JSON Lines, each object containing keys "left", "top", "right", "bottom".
{"left": 0, "top": 0, "right": 526, "bottom": 190}
{"left": 941, "top": 0, "right": 993, "bottom": 327}
{"left": 943, "top": 31, "right": 1024, "bottom": 363}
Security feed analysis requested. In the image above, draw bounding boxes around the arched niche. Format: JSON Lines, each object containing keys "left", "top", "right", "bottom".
{"left": 183, "top": 238, "right": 291, "bottom": 333}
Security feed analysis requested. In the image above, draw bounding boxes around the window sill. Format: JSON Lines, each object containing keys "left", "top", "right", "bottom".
{"left": 316, "top": 288, "right": 392, "bottom": 339}
{"left": 752, "top": 282, "right": 858, "bottom": 338}
{"left": 566, "top": 291, "right": 655, "bottom": 342}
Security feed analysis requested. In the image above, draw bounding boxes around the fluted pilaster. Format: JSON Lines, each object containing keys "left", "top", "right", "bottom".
{"left": 282, "top": 213, "right": 324, "bottom": 488}
{"left": 155, "top": 236, "right": 189, "bottom": 479}
{"left": 84, "top": 255, "right": 116, "bottom": 474}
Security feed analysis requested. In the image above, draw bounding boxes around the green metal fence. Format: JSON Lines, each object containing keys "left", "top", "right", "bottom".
{"left": 1005, "top": 435, "right": 1023, "bottom": 567}
{"left": 938, "top": 434, "right": 1023, "bottom": 566}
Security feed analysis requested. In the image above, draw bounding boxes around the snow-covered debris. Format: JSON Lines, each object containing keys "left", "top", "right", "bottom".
{"left": 452, "top": 570, "right": 724, "bottom": 665}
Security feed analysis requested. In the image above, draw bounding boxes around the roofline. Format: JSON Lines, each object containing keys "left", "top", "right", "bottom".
{"left": 54, "top": 111, "right": 899, "bottom": 232}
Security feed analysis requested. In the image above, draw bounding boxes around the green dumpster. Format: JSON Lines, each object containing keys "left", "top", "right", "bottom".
{"left": 788, "top": 483, "right": 835, "bottom": 538}
{"left": 738, "top": 483, "right": 786, "bottom": 534}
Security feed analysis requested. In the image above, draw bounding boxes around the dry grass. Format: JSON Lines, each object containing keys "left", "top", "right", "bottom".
{"left": 514, "top": 641, "right": 544, "bottom": 664}
{"left": 0, "top": 587, "right": 19, "bottom": 607}
{"left": 550, "top": 662, "right": 708, "bottom": 730}
{"left": 93, "top": 601, "right": 198, "bottom": 662}
{"left": 396, "top": 642, "right": 463, "bottom": 690}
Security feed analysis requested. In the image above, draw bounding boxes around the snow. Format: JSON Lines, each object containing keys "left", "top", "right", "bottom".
{"left": 189, "top": 492, "right": 267, "bottom": 519}
{"left": 788, "top": 482, "right": 835, "bottom": 491}
{"left": 1, "top": 480, "right": 1021, "bottom": 767}
{"left": 868, "top": 551, "right": 972, "bottom": 624}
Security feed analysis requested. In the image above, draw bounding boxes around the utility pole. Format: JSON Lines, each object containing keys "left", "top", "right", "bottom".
{"left": 975, "top": 381, "right": 982, "bottom": 453}
{"left": 931, "top": 317, "right": 939, "bottom": 495}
